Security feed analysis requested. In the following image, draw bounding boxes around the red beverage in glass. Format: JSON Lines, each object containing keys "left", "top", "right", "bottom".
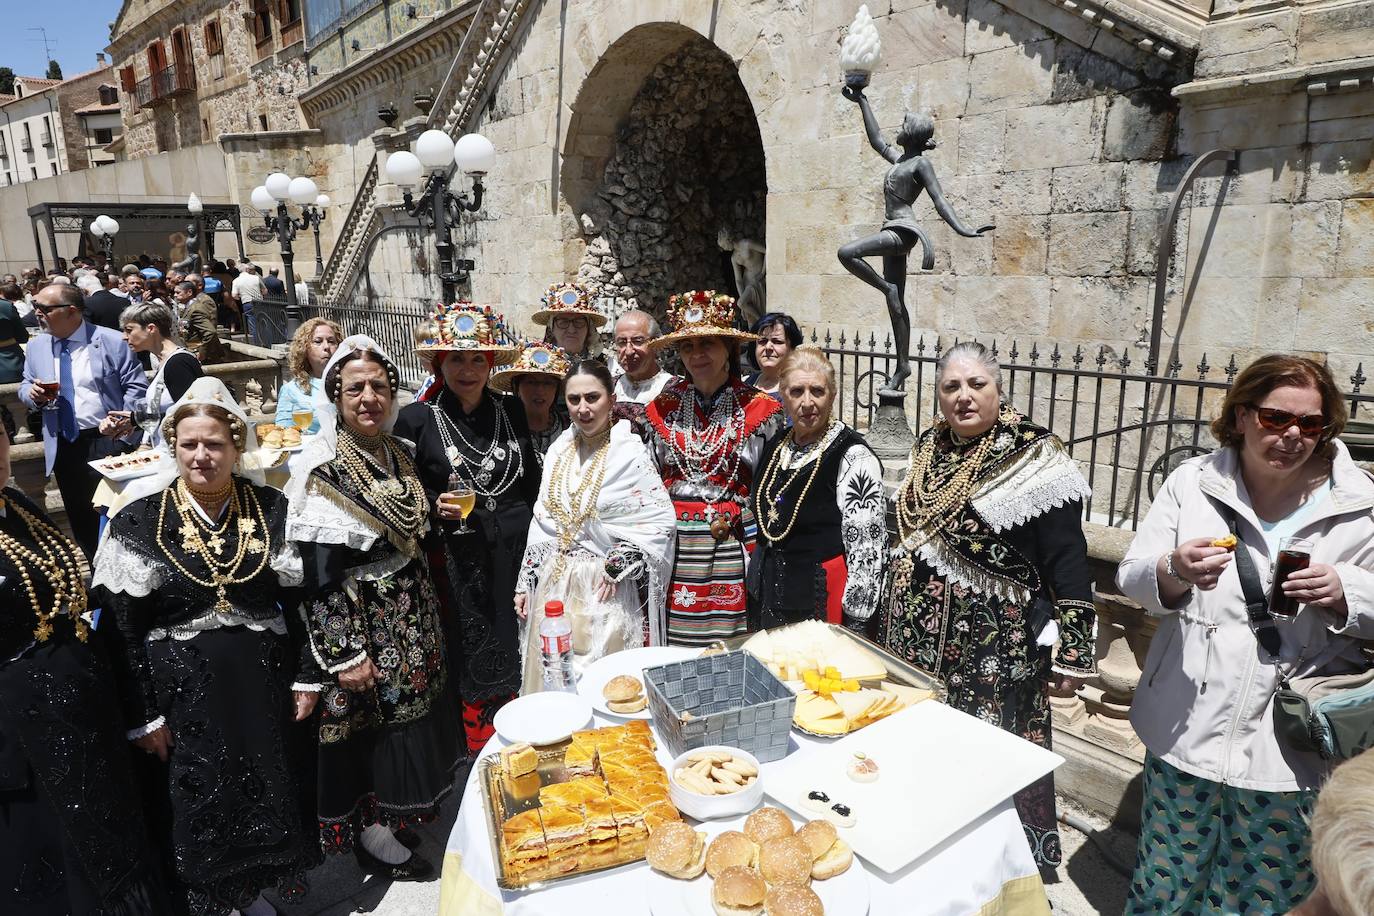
{"left": 37, "top": 380, "right": 60, "bottom": 395}
{"left": 1269, "top": 537, "right": 1313, "bottom": 621}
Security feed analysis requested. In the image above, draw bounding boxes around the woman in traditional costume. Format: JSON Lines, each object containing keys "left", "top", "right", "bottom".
{"left": 748, "top": 346, "right": 886, "bottom": 631}
{"left": 0, "top": 403, "right": 172, "bottom": 916}
{"left": 514, "top": 361, "right": 676, "bottom": 692}
{"left": 393, "top": 305, "right": 532, "bottom": 749}
{"left": 490, "top": 340, "right": 572, "bottom": 466}
{"left": 93, "top": 378, "right": 321, "bottom": 916}
{"left": 645, "top": 291, "right": 784, "bottom": 645}
{"left": 534, "top": 281, "right": 606, "bottom": 365}
{"left": 283, "top": 335, "right": 460, "bottom": 881}
{"left": 880, "top": 342, "right": 1096, "bottom": 870}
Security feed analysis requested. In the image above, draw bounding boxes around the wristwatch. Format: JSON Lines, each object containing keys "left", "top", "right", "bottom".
{"left": 1164, "top": 550, "right": 1191, "bottom": 586}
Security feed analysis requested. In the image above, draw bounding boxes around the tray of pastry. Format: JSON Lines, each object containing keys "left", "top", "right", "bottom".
{"left": 724, "top": 621, "right": 943, "bottom": 738}
{"left": 89, "top": 449, "right": 168, "bottom": 481}
{"left": 481, "top": 720, "right": 684, "bottom": 891}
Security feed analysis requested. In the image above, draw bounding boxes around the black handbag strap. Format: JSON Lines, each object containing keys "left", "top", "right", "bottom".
{"left": 1216, "top": 502, "right": 1283, "bottom": 661}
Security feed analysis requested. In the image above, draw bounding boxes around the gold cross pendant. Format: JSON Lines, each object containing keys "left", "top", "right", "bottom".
{"left": 767, "top": 507, "right": 780, "bottom": 526}
{"left": 180, "top": 522, "right": 199, "bottom": 553}
{"left": 206, "top": 533, "right": 226, "bottom": 556}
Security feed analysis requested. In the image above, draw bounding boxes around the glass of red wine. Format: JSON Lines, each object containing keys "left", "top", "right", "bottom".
{"left": 1269, "top": 536, "right": 1313, "bottom": 621}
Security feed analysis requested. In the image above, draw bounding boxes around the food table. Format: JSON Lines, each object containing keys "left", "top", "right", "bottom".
{"left": 438, "top": 708, "right": 1052, "bottom": 916}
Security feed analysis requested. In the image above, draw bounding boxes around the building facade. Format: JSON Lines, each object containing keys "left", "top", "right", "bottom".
{"left": 56, "top": 62, "right": 123, "bottom": 171}
{"left": 0, "top": 77, "right": 67, "bottom": 186}
{"left": 108, "top": 0, "right": 309, "bottom": 159}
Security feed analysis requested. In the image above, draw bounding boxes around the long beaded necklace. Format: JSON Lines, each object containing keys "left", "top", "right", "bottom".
{"left": 0, "top": 496, "right": 89, "bottom": 643}
{"left": 156, "top": 479, "right": 269, "bottom": 615}
{"left": 335, "top": 427, "right": 428, "bottom": 540}
{"left": 755, "top": 428, "right": 830, "bottom": 543}
{"left": 896, "top": 420, "right": 999, "bottom": 547}
{"left": 431, "top": 393, "right": 524, "bottom": 512}
{"left": 662, "top": 383, "right": 747, "bottom": 535}
{"left": 541, "top": 424, "right": 613, "bottom": 585}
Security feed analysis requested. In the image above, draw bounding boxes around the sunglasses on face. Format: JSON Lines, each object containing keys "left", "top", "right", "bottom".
{"left": 34, "top": 303, "right": 70, "bottom": 315}
{"left": 552, "top": 317, "right": 585, "bottom": 330}
{"left": 1251, "top": 406, "right": 1329, "bottom": 437}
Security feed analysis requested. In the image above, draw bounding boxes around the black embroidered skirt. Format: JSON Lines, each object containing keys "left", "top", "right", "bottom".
{"left": 138, "top": 626, "right": 320, "bottom": 916}
{"left": 0, "top": 635, "right": 171, "bottom": 916}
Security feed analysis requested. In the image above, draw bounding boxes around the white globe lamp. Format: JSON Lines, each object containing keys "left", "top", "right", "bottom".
{"left": 415, "top": 129, "right": 455, "bottom": 171}
{"left": 250, "top": 185, "right": 276, "bottom": 213}
{"left": 454, "top": 133, "right": 496, "bottom": 175}
{"left": 385, "top": 150, "right": 424, "bottom": 189}
{"left": 315, "top": 194, "right": 331, "bottom": 208}
{"left": 265, "top": 171, "right": 292, "bottom": 202}
{"left": 289, "top": 176, "right": 319, "bottom": 205}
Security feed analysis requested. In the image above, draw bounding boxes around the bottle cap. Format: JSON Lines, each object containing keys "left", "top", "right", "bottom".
{"left": 544, "top": 600, "right": 564, "bottom": 618}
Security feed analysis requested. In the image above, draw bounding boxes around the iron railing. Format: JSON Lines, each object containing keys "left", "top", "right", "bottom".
{"left": 278, "top": 299, "right": 1374, "bottom": 529}
{"left": 135, "top": 64, "right": 196, "bottom": 108}
{"left": 809, "top": 328, "right": 1374, "bottom": 529}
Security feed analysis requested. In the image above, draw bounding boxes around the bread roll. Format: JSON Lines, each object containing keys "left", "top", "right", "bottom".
{"left": 758, "top": 836, "right": 812, "bottom": 887}
{"left": 644, "top": 820, "right": 706, "bottom": 879}
{"left": 762, "top": 884, "right": 824, "bottom": 916}
{"left": 794, "top": 820, "right": 838, "bottom": 861}
{"left": 706, "top": 830, "right": 759, "bottom": 878}
{"left": 743, "top": 807, "right": 794, "bottom": 845}
{"left": 713, "top": 864, "right": 766, "bottom": 916}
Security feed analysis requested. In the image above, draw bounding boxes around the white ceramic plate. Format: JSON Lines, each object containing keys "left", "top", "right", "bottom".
{"left": 578, "top": 646, "right": 698, "bottom": 719}
{"left": 762, "top": 701, "right": 1063, "bottom": 874}
{"left": 493, "top": 691, "right": 593, "bottom": 746}
{"left": 644, "top": 815, "right": 870, "bottom": 916}
{"left": 89, "top": 452, "right": 168, "bottom": 482}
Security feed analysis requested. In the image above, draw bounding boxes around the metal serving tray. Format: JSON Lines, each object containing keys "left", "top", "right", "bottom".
{"left": 478, "top": 741, "right": 648, "bottom": 892}
{"left": 722, "top": 622, "right": 945, "bottom": 735}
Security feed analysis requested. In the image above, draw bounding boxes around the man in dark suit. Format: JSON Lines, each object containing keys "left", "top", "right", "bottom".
{"left": 20, "top": 284, "right": 147, "bottom": 558}
{"left": 84, "top": 274, "right": 129, "bottom": 331}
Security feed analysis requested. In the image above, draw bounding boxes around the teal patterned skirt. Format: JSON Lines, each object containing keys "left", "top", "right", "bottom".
{"left": 1125, "top": 753, "right": 1317, "bottom": 915}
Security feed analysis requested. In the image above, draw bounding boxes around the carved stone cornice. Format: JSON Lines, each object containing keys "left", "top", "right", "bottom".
{"left": 1173, "top": 54, "right": 1374, "bottom": 102}
{"left": 1000, "top": 0, "right": 1197, "bottom": 75}
{"left": 299, "top": 4, "right": 477, "bottom": 121}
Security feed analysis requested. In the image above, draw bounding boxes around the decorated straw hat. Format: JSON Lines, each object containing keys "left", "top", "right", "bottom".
{"left": 414, "top": 301, "right": 522, "bottom": 363}
{"left": 647, "top": 290, "right": 757, "bottom": 352}
{"left": 488, "top": 340, "right": 573, "bottom": 393}
{"left": 530, "top": 281, "right": 607, "bottom": 328}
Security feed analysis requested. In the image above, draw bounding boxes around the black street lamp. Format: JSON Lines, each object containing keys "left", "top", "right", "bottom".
{"left": 251, "top": 173, "right": 325, "bottom": 336}
{"left": 308, "top": 193, "right": 329, "bottom": 276}
{"left": 385, "top": 129, "right": 495, "bottom": 304}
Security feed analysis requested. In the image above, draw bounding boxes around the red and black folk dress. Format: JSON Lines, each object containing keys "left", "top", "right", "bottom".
{"left": 747, "top": 421, "right": 886, "bottom": 630}
{"left": 645, "top": 378, "right": 783, "bottom": 645}
{"left": 880, "top": 408, "right": 1097, "bottom": 869}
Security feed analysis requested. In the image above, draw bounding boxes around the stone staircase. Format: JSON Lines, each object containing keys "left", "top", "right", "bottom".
{"left": 315, "top": 0, "right": 534, "bottom": 304}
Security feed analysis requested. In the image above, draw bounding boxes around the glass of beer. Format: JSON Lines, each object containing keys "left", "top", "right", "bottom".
{"left": 1269, "top": 536, "right": 1313, "bottom": 621}
{"left": 441, "top": 473, "right": 477, "bottom": 533}
{"left": 292, "top": 409, "right": 313, "bottom": 431}
{"left": 37, "top": 380, "right": 60, "bottom": 410}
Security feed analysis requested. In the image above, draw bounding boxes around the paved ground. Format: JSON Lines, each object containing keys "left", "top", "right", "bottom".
{"left": 270, "top": 778, "right": 1136, "bottom": 915}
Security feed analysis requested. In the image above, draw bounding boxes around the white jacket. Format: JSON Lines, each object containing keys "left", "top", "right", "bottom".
{"left": 1118, "top": 441, "right": 1374, "bottom": 791}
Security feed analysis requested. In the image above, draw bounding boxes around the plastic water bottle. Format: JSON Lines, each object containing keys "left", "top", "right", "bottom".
{"left": 540, "top": 600, "right": 575, "bottom": 692}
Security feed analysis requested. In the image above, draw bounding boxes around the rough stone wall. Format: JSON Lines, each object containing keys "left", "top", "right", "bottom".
{"left": 575, "top": 42, "right": 767, "bottom": 322}
{"left": 54, "top": 69, "right": 114, "bottom": 172}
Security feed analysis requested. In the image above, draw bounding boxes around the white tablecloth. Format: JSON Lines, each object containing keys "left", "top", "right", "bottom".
{"left": 439, "top": 711, "right": 1050, "bottom": 916}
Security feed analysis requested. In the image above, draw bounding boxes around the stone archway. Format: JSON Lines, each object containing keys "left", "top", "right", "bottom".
{"left": 561, "top": 24, "right": 767, "bottom": 322}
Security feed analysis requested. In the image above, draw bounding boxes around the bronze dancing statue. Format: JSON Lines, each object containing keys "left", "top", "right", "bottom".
{"left": 837, "top": 85, "right": 993, "bottom": 396}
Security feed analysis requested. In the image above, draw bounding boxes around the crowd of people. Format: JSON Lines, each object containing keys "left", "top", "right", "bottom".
{"left": 1, "top": 269, "right": 1373, "bottom": 916}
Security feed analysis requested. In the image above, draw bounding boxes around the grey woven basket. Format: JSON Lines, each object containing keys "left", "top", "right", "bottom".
{"left": 643, "top": 650, "right": 796, "bottom": 762}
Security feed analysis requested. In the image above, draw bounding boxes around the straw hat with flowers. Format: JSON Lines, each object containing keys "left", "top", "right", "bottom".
{"left": 530, "top": 281, "right": 607, "bottom": 329}
{"left": 488, "top": 340, "right": 572, "bottom": 393}
{"left": 647, "top": 290, "right": 756, "bottom": 352}
{"left": 414, "top": 301, "right": 522, "bottom": 363}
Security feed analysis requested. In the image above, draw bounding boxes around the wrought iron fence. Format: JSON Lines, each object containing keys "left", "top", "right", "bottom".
{"left": 279, "top": 297, "right": 1374, "bottom": 529}
{"left": 813, "top": 328, "right": 1374, "bottom": 529}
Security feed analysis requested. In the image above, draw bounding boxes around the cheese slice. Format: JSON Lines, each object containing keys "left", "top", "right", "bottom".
{"left": 882, "top": 681, "right": 935, "bottom": 707}
{"left": 831, "top": 688, "right": 889, "bottom": 722}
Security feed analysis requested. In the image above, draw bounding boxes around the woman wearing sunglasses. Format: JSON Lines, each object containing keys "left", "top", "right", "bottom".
{"left": 1117, "top": 355, "right": 1374, "bottom": 914}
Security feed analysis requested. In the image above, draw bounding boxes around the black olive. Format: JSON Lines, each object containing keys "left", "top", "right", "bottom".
{"left": 808, "top": 790, "right": 830, "bottom": 802}
{"left": 831, "top": 803, "right": 851, "bottom": 817}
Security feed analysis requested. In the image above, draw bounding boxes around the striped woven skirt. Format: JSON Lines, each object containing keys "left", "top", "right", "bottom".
{"left": 666, "top": 500, "right": 755, "bottom": 646}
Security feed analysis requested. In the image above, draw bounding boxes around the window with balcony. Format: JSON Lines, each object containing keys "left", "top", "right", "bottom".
{"left": 40, "top": 116, "right": 52, "bottom": 147}
{"left": 21, "top": 125, "right": 32, "bottom": 152}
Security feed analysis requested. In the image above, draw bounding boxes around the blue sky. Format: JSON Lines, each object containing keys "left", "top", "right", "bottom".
{"left": 1, "top": 1, "right": 125, "bottom": 81}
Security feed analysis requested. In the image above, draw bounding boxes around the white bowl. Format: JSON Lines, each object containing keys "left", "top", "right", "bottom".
{"left": 667, "top": 745, "right": 764, "bottom": 820}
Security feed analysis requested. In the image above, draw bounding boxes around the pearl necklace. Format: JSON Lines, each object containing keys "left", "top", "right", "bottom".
{"left": 663, "top": 384, "right": 748, "bottom": 516}
{"left": 431, "top": 394, "right": 524, "bottom": 511}
{"left": 335, "top": 427, "right": 427, "bottom": 541}
{"left": 755, "top": 428, "right": 829, "bottom": 543}
{"left": 896, "top": 421, "right": 998, "bottom": 547}
{"left": 157, "top": 480, "right": 269, "bottom": 616}
{"left": 541, "top": 424, "right": 613, "bottom": 584}
{"left": 0, "top": 496, "right": 89, "bottom": 644}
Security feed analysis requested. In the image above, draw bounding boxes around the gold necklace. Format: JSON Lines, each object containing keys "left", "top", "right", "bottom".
{"left": 186, "top": 478, "right": 235, "bottom": 517}
{"left": 0, "top": 496, "right": 90, "bottom": 643}
{"left": 896, "top": 421, "right": 999, "bottom": 545}
{"left": 335, "top": 428, "right": 427, "bottom": 539}
{"left": 156, "top": 479, "right": 269, "bottom": 615}
{"left": 755, "top": 430, "right": 827, "bottom": 543}
{"left": 542, "top": 429, "right": 613, "bottom": 584}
